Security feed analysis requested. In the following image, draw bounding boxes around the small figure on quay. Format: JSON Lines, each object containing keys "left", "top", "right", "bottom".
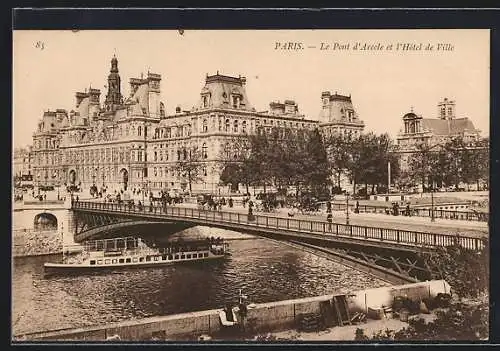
{"left": 327, "top": 212, "right": 333, "bottom": 231}
{"left": 248, "top": 200, "right": 255, "bottom": 222}
{"left": 392, "top": 202, "right": 400, "bottom": 216}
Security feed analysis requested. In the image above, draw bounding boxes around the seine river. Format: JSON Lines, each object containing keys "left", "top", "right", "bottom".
{"left": 12, "top": 226, "right": 389, "bottom": 336}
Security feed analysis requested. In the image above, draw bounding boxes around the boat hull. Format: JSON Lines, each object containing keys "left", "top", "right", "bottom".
{"left": 44, "top": 254, "right": 227, "bottom": 276}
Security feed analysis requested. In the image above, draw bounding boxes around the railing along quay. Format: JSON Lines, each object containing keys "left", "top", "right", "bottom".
{"left": 72, "top": 201, "right": 486, "bottom": 251}
{"left": 330, "top": 203, "right": 488, "bottom": 222}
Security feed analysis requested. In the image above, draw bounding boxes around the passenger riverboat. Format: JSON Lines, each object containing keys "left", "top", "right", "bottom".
{"left": 44, "top": 236, "right": 229, "bottom": 275}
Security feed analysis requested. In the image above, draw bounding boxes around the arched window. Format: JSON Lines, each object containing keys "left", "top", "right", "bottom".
{"left": 202, "top": 143, "right": 208, "bottom": 159}
{"left": 154, "top": 151, "right": 158, "bottom": 161}
{"left": 154, "top": 167, "right": 157, "bottom": 177}
{"left": 183, "top": 149, "right": 187, "bottom": 160}
{"left": 225, "top": 119, "right": 230, "bottom": 132}
{"left": 203, "top": 167, "right": 207, "bottom": 177}
{"left": 242, "top": 120, "right": 247, "bottom": 133}
{"left": 202, "top": 119, "right": 208, "bottom": 133}
{"left": 166, "top": 128, "right": 171, "bottom": 138}
{"left": 138, "top": 126, "right": 142, "bottom": 136}
{"left": 233, "top": 120, "right": 238, "bottom": 133}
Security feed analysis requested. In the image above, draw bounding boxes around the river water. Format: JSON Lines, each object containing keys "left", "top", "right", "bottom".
{"left": 12, "top": 226, "right": 389, "bottom": 336}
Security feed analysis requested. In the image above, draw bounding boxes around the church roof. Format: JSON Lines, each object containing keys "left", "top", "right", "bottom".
{"left": 421, "top": 118, "right": 478, "bottom": 135}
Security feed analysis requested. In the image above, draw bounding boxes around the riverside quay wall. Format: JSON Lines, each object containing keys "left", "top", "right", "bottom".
{"left": 16, "top": 280, "right": 451, "bottom": 341}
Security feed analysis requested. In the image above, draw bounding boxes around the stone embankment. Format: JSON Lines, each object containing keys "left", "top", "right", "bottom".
{"left": 16, "top": 280, "right": 450, "bottom": 341}
{"left": 13, "top": 229, "right": 62, "bottom": 257}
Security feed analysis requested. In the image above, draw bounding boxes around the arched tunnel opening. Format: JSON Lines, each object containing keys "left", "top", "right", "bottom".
{"left": 34, "top": 212, "right": 58, "bottom": 230}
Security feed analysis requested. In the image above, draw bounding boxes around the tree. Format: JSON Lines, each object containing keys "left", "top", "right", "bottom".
{"left": 303, "top": 128, "right": 331, "bottom": 193}
{"left": 466, "top": 137, "right": 489, "bottom": 190}
{"left": 325, "top": 133, "right": 351, "bottom": 189}
{"left": 419, "top": 239, "right": 489, "bottom": 299}
{"left": 173, "top": 146, "right": 204, "bottom": 194}
{"left": 406, "top": 143, "right": 438, "bottom": 191}
{"left": 354, "top": 299, "right": 488, "bottom": 340}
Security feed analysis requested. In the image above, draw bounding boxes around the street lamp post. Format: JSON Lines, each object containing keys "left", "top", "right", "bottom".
{"left": 430, "top": 181, "right": 435, "bottom": 222}
{"left": 345, "top": 191, "right": 350, "bottom": 225}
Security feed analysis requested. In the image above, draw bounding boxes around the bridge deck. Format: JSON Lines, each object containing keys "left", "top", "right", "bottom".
{"left": 72, "top": 201, "right": 486, "bottom": 252}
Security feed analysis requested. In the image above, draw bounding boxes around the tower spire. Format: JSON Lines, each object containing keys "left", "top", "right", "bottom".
{"left": 105, "top": 55, "right": 122, "bottom": 109}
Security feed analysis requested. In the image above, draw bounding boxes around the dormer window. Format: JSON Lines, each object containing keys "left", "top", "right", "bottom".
{"left": 232, "top": 95, "right": 241, "bottom": 108}
{"left": 160, "top": 102, "right": 165, "bottom": 117}
{"left": 203, "top": 95, "right": 210, "bottom": 108}
{"left": 347, "top": 111, "right": 354, "bottom": 122}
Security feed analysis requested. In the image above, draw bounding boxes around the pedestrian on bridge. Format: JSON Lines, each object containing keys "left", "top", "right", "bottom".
{"left": 327, "top": 212, "right": 333, "bottom": 231}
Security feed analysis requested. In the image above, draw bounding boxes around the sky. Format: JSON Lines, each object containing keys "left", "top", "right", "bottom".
{"left": 13, "top": 29, "right": 490, "bottom": 148}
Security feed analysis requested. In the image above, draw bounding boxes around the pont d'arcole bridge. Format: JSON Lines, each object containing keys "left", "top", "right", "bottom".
{"left": 66, "top": 200, "right": 487, "bottom": 285}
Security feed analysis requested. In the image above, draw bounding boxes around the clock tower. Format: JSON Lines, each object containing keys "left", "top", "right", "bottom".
{"left": 104, "top": 55, "right": 122, "bottom": 110}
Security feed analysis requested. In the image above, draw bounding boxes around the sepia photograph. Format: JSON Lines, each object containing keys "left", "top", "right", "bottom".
{"left": 12, "top": 28, "right": 489, "bottom": 342}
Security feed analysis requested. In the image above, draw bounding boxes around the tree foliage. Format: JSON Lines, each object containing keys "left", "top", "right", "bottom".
{"left": 354, "top": 299, "right": 488, "bottom": 341}
{"left": 218, "top": 128, "right": 331, "bottom": 196}
{"left": 325, "top": 132, "right": 399, "bottom": 196}
{"left": 406, "top": 137, "right": 489, "bottom": 190}
{"left": 420, "top": 239, "right": 489, "bottom": 299}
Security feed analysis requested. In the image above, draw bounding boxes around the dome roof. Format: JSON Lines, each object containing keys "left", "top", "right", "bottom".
{"left": 403, "top": 112, "right": 418, "bottom": 119}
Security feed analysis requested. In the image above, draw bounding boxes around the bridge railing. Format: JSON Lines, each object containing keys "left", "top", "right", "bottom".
{"left": 330, "top": 203, "right": 488, "bottom": 222}
{"left": 71, "top": 201, "right": 486, "bottom": 251}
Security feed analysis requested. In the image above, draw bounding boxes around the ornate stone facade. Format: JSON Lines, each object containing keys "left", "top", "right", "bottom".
{"left": 31, "top": 56, "right": 364, "bottom": 194}
{"left": 13, "top": 146, "right": 33, "bottom": 178}
{"left": 396, "top": 98, "right": 482, "bottom": 170}
{"left": 318, "top": 91, "right": 365, "bottom": 139}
